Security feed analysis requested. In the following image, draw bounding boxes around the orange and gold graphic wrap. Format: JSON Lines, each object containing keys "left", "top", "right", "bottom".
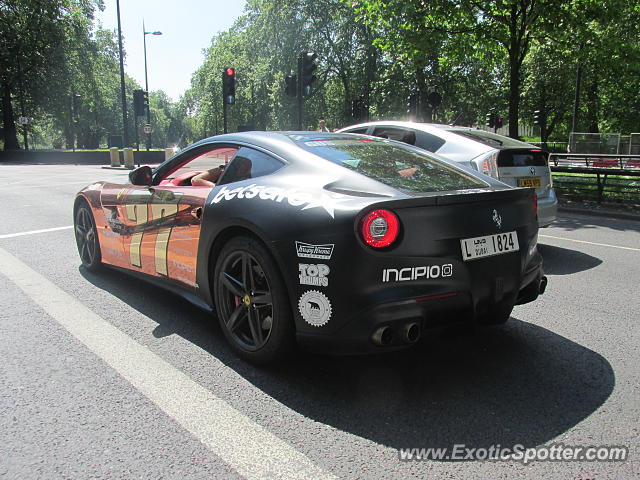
{"left": 82, "top": 184, "right": 211, "bottom": 289}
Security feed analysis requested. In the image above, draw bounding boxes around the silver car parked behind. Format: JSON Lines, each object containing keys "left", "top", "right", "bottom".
{"left": 338, "top": 121, "right": 557, "bottom": 226}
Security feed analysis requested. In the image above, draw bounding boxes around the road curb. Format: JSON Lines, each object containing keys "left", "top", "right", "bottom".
{"left": 558, "top": 205, "right": 640, "bottom": 221}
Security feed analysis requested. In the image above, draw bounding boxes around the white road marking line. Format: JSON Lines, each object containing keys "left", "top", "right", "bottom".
{"left": 540, "top": 234, "right": 640, "bottom": 252}
{"left": 0, "top": 226, "right": 74, "bottom": 239}
{"left": 0, "top": 247, "right": 336, "bottom": 480}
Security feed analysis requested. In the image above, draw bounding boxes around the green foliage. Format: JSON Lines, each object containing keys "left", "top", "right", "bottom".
{"left": 4, "top": 0, "right": 640, "bottom": 150}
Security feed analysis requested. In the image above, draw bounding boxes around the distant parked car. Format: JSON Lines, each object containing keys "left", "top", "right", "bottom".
{"left": 338, "top": 121, "right": 557, "bottom": 226}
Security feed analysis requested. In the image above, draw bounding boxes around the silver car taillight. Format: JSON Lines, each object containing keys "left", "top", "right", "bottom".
{"left": 477, "top": 151, "right": 499, "bottom": 179}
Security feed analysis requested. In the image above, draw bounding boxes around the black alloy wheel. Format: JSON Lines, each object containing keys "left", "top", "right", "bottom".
{"left": 74, "top": 200, "right": 102, "bottom": 271}
{"left": 214, "top": 236, "right": 293, "bottom": 363}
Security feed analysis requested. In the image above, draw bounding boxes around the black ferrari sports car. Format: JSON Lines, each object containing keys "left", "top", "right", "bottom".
{"left": 74, "top": 132, "right": 547, "bottom": 363}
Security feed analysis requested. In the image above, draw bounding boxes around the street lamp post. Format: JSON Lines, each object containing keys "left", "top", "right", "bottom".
{"left": 116, "top": 0, "right": 129, "bottom": 148}
{"left": 143, "top": 21, "right": 162, "bottom": 151}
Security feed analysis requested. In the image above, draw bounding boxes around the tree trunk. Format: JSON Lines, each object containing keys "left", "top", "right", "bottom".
{"left": 363, "top": 29, "right": 377, "bottom": 122}
{"left": 586, "top": 74, "right": 599, "bottom": 133}
{"left": 507, "top": 51, "right": 520, "bottom": 139}
{"left": 1, "top": 82, "right": 20, "bottom": 150}
{"left": 507, "top": 5, "right": 521, "bottom": 140}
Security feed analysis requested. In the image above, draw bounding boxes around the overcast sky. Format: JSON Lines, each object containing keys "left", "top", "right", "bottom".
{"left": 96, "top": 0, "right": 248, "bottom": 101}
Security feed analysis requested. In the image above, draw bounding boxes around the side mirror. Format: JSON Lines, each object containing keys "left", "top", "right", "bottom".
{"left": 129, "top": 166, "right": 153, "bottom": 186}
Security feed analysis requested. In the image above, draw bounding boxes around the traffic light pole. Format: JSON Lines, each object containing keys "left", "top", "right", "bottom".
{"left": 134, "top": 116, "right": 139, "bottom": 151}
{"left": 143, "top": 26, "right": 151, "bottom": 151}
{"left": 223, "top": 100, "right": 228, "bottom": 134}
{"left": 116, "top": 0, "right": 129, "bottom": 148}
{"left": 296, "top": 55, "right": 304, "bottom": 130}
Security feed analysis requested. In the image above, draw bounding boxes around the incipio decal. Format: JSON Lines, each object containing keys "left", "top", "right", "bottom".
{"left": 210, "top": 184, "right": 343, "bottom": 218}
{"left": 295, "top": 241, "right": 334, "bottom": 260}
{"left": 382, "top": 264, "right": 453, "bottom": 282}
{"left": 298, "top": 290, "right": 332, "bottom": 327}
{"left": 299, "top": 263, "right": 330, "bottom": 287}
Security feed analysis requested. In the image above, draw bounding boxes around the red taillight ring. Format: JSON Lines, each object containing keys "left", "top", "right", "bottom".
{"left": 360, "top": 209, "right": 400, "bottom": 248}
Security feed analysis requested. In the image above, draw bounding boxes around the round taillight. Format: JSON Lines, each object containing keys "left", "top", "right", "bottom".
{"left": 360, "top": 209, "right": 400, "bottom": 248}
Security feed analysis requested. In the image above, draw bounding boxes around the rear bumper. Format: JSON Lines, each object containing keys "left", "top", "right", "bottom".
{"left": 296, "top": 258, "right": 546, "bottom": 355}
{"left": 537, "top": 189, "right": 558, "bottom": 227}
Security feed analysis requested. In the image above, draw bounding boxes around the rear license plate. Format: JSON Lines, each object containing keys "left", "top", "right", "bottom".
{"left": 461, "top": 232, "right": 520, "bottom": 261}
{"left": 518, "top": 177, "right": 541, "bottom": 188}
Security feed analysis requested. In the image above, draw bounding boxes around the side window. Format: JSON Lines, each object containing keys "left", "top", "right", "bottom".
{"left": 345, "top": 127, "right": 369, "bottom": 134}
{"left": 414, "top": 131, "right": 446, "bottom": 152}
{"left": 372, "top": 127, "right": 416, "bottom": 145}
{"left": 217, "top": 147, "right": 284, "bottom": 185}
{"left": 157, "top": 146, "right": 238, "bottom": 186}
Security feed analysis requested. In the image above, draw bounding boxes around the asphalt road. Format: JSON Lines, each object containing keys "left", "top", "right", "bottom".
{"left": 0, "top": 162, "right": 637, "bottom": 479}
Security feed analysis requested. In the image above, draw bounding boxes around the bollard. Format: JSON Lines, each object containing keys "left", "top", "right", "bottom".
{"left": 123, "top": 148, "right": 135, "bottom": 169}
{"left": 109, "top": 147, "right": 121, "bottom": 167}
{"left": 165, "top": 147, "right": 175, "bottom": 160}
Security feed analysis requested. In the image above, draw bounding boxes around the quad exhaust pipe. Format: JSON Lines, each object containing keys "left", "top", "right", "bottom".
{"left": 372, "top": 322, "right": 421, "bottom": 346}
{"left": 401, "top": 322, "right": 420, "bottom": 343}
{"left": 372, "top": 326, "right": 394, "bottom": 346}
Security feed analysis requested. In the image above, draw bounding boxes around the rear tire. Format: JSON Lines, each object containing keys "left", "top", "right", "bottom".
{"left": 213, "top": 236, "right": 294, "bottom": 364}
{"left": 74, "top": 199, "right": 102, "bottom": 271}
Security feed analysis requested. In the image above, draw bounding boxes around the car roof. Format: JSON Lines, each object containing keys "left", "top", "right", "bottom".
{"left": 338, "top": 121, "right": 536, "bottom": 151}
{"left": 176, "top": 130, "right": 487, "bottom": 178}
{"left": 192, "top": 131, "right": 365, "bottom": 152}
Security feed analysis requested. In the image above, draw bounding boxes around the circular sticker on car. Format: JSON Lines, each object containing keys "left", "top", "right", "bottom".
{"left": 298, "top": 290, "right": 332, "bottom": 327}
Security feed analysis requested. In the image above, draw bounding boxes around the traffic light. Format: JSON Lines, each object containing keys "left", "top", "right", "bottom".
{"left": 284, "top": 74, "right": 297, "bottom": 97}
{"left": 495, "top": 117, "right": 504, "bottom": 129}
{"left": 142, "top": 90, "right": 149, "bottom": 113}
{"left": 352, "top": 97, "right": 367, "bottom": 121}
{"left": 300, "top": 52, "right": 317, "bottom": 96}
{"left": 407, "top": 93, "right": 419, "bottom": 118}
{"left": 533, "top": 109, "right": 546, "bottom": 127}
{"left": 133, "top": 89, "right": 145, "bottom": 117}
{"left": 427, "top": 86, "right": 442, "bottom": 107}
{"left": 72, "top": 93, "right": 82, "bottom": 121}
{"left": 486, "top": 112, "right": 496, "bottom": 128}
{"left": 222, "top": 67, "right": 236, "bottom": 104}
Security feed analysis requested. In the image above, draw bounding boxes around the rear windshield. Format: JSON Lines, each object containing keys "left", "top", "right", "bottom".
{"left": 296, "top": 138, "right": 489, "bottom": 193}
{"left": 498, "top": 149, "right": 548, "bottom": 167}
{"left": 448, "top": 129, "right": 533, "bottom": 148}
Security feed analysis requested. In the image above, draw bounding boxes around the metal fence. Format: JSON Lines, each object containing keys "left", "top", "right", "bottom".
{"left": 568, "top": 132, "right": 640, "bottom": 154}
{"left": 549, "top": 153, "right": 640, "bottom": 204}
{"left": 568, "top": 132, "right": 621, "bottom": 154}
{"left": 549, "top": 153, "right": 640, "bottom": 170}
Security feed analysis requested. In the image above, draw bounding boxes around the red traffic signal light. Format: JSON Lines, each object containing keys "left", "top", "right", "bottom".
{"left": 222, "top": 67, "right": 236, "bottom": 104}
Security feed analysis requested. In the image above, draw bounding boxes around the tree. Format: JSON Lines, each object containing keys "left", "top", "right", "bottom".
{"left": 351, "top": 0, "right": 572, "bottom": 137}
{"left": 0, "top": 0, "right": 106, "bottom": 150}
